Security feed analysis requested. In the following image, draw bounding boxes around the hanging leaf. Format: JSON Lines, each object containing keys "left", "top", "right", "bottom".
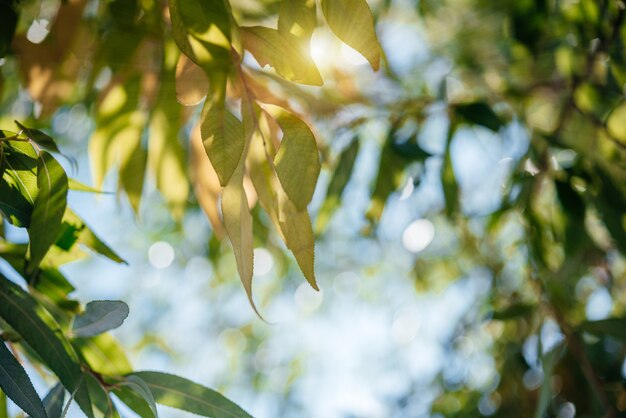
{"left": 222, "top": 164, "right": 259, "bottom": 315}
{"left": 441, "top": 124, "right": 459, "bottom": 218}
{"left": 128, "top": 372, "right": 253, "bottom": 418}
{"left": 278, "top": 0, "right": 317, "bottom": 41}
{"left": 84, "top": 373, "right": 118, "bottom": 418}
{"left": 0, "top": 141, "right": 39, "bottom": 227}
{"left": 0, "top": 342, "right": 47, "bottom": 418}
{"left": 72, "top": 301, "right": 129, "bottom": 338}
{"left": 320, "top": 0, "right": 381, "bottom": 70}
{"left": 316, "top": 138, "right": 360, "bottom": 232}
{"left": 15, "top": 121, "right": 61, "bottom": 154}
{"left": 274, "top": 112, "right": 321, "bottom": 211}
{"left": 201, "top": 102, "right": 246, "bottom": 187}
{"left": 0, "top": 274, "right": 94, "bottom": 418}
{"left": 240, "top": 26, "right": 323, "bottom": 86}
{"left": 27, "top": 151, "right": 68, "bottom": 274}
{"left": 68, "top": 179, "right": 110, "bottom": 194}
{"left": 175, "top": 54, "right": 209, "bottom": 106}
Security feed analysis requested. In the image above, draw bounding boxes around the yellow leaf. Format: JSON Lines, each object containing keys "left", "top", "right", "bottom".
{"left": 321, "top": 0, "right": 381, "bottom": 70}
{"left": 175, "top": 54, "right": 209, "bottom": 106}
{"left": 274, "top": 112, "right": 321, "bottom": 211}
{"left": 190, "top": 123, "right": 225, "bottom": 239}
{"left": 240, "top": 26, "right": 323, "bottom": 86}
{"left": 278, "top": 0, "right": 317, "bottom": 40}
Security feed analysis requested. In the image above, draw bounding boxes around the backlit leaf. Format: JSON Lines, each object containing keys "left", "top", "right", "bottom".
{"left": 175, "top": 54, "right": 209, "bottom": 106}
{"left": 240, "top": 26, "right": 323, "bottom": 86}
{"left": 129, "top": 371, "right": 253, "bottom": 418}
{"left": 201, "top": 102, "right": 245, "bottom": 187}
{"left": 274, "top": 112, "right": 321, "bottom": 211}
{"left": 0, "top": 342, "right": 46, "bottom": 418}
{"left": 441, "top": 125, "right": 459, "bottom": 218}
{"left": 15, "top": 121, "right": 61, "bottom": 154}
{"left": 73, "top": 334, "right": 132, "bottom": 376}
{"left": 0, "top": 140, "right": 39, "bottom": 227}
{"left": 27, "top": 151, "right": 68, "bottom": 274}
{"left": 321, "top": 0, "right": 381, "bottom": 70}
{"left": 278, "top": 0, "right": 317, "bottom": 41}
{"left": 0, "top": 274, "right": 94, "bottom": 418}
{"left": 72, "top": 301, "right": 129, "bottom": 338}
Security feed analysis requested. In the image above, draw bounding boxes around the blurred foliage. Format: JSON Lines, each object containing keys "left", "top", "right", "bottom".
{"left": 0, "top": 0, "right": 626, "bottom": 417}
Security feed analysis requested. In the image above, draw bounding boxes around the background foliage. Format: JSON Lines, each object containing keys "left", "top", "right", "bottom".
{"left": 1, "top": 0, "right": 626, "bottom": 417}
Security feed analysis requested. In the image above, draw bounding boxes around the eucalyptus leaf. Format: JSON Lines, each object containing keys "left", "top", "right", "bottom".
{"left": 41, "top": 384, "right": 65, "bottom": 418}
{"left": 0, "top": 342, "right": 46, "bottom": 418}
{"left": 15, "top": 121, "right": 61, "bottom": 154}
{"left": 72, "top": 301, "right": 129, "bottom": 338}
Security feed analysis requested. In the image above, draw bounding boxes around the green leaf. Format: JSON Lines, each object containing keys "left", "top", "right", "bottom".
{"left": 278, "top": 0, "right": 317, "bottom": 40}
{"left": 221, "top": 164, "right": 258, "bottom": 316}
{"left": 491, "top": 303, "right": 536, "bottom": 321}
{"left": 72, "top": 301, "right": 129, "bottom": 338}
{"left": 0, "top": 141, "right": 39, "bottom": 227}
{"left": 593, "top": 168, "right": 626, "bottom": 255}
{"left": 27, "top": 151, "right": 68, "bottom": 274}
{"left": 114, "top": 385, "right": 156, "bottom": 418}
{"left": 73, "top": 334, "right": 132, "bottom": 376}
{"left": 0, "top": 2, "right": 18, "bottom": 58}
{"left": 41, "top": 384, "right": 65, "bottom": 418}
{"left": 168, "top": 0, "right": 233, "bottom": 69}
{"left": 577, "top": 317, "right": 626, "bottom": 340}
{"left": 120, "top": 376, "right": 158, "bottom": 418}
{"left": 0, "top": 274, "right": 94, "bottom": 418}
{"left": 129, "top": 371, "right": 253, "bottom": 418}
{"left": 274, "top": 112, "right": 321, "bottom": 211}
{"left": 320, "top": 0, "right": 381, "bottom": 70}
{"left": 316, "top": 139, "right": 360, "bottom": 233}
{"left": 441, "top": 124, "right": 459, "bottom": 218}
{"left": 0, "top": 391, "right": 7, "bottom": 418}
{"left": 453, "top": 102, "right": 503, "bottom": 132}
{"left": 15, "top": 121, "right": 61, "bottom": 154}
{"left": 68, "top": 179, "right": 110, "bottom": 194}
{"left": 84, "top": 373, "right": 118, "bottom": 418}
{"left": 0, "top": 342, "right": 47, "bottom": 418}
{"left": 240, "top": 26, "right": 323, "bottom": 86}
{"left": 201, "top": 103, "right": 246, "bottom": 187}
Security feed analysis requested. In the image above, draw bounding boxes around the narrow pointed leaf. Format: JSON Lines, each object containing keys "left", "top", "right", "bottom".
{"left": 41, "top": 384, "right": 65, "bottom": 418}
{"left": 27, "top": 151, "right": 68, "bottom": 274}
{"left": 321, "top": 0, "right": 381, "bottom": 70}
{"left": 129, "top": 372, "right": 253, "bottom": 418}
{"left": 72, "top": 301, "right": 129, "bottom": 338}
{"left": 73, "top": 334, "right": 132, "bottom": 376}
{"left": 0, "top": 342, "right": 47, "bottom": 418}
{"left": 274, "top": 113, "right": 320, "bottom": 211}
{"left": 201, "top": 104, "right": 245, "bottom": 187}
{"left": 0, "top": 274, "right": 94, "bottom": 418}
{"left": 68, "top": 179, "right": 110, "bottom": 194}
{"left": 15, "top": 121, "right": 61, "bottom": 153}
{"left": 0, "top": 141, "right": 39, "bottom": 227}
{"left": 120, "top": 376, "right": 158, "bottom": 418}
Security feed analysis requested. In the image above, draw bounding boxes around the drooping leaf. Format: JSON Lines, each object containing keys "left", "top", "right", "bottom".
{"left": 221, "top": 163, "right": 258, "bottom": 314}
{"left": 274, "top": 112, "right": 321, "bottom": 211}
{"left": 129, "top": 371, "right": 253, "bottom": 418}
{"left": 453, "top": 102, "right": 504, "bottom": 131}
{"left": 201, "top": 102, "right": 246, "bottom": 187}
{"left": 84, "top": 373, "right": 119, "bottom": 418}
{"left": 240, "top": 26, "right": 323, "bottom": 86}
{"left": 0, "top": 274, "right": 94, "bottom": 418}
{"left": 72, "top": 301, "right": 129, "bottom": 338}
{"left": 320, "top": 0, "right": 381, "bottom": 70}
{"left": 15, "top": 121, "right": 61, "bottom": 154}
{"left": 27, "top": 151, "right": 68, "bottom": 274}
{"left": 316, "top": 138, "right": 360, "bottom": 233}
{"left": 67, "top": 179, "right": 110, "bottom": 194}
{"left": 175, "top": 54, "right": 209, "bottom": 106}
{"left": 278, "top": 0, "right": 317, "bottom": 40}
{"left": 441, "top": 124, "right": 459, "bottom": 218}
{"left": 73, "top": 334, "right": 132, "bottom": 376}
{"left": 40, "top": 383, "right": 65, "bottom": 418}
{"left": 0, "top": 342, "right": 47, "bottom": 418}
{"left": 119, "top": 376, "right": 158, "bottom": 418}
{"left": 0, "top": 140, "right": 39, "bottom": 227}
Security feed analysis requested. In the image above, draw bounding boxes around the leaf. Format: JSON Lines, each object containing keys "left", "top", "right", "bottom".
{"left": 201, "top": 102, "right": 246, "bottom": 187}
{"left": 68, "top": 179, "right": 110, "bottom": 194}
{"left": 72, "top": 301, "right": 129, "bottom": 338}
{"left": 441, "top": 124, "right": 459, "bottom": 218}
{"left": 316, "top": 139, "right": 360, "bottom": 233}
{"left": 84, "top": 373, "right": 118, "bottom": 418}
{"left": 120, "top": 376, "right": 158, "bottom": 418}
{"left": 534, "top": 343, "right": 565, "bottom": 418}
{"left": 175, "top": 54, "right": 209, "bottom": 106}
{"left": 73, "top": 334, "right": 132, "bottom": 376}
{"left": 27, "top": 151, "right": 68, "bottom": 274}
{"left": 168, "top": 0, "right": 233, "bottom": 69}
{"left": 0, "top": 274, "right": 94, "bottom": 418}
{"left": 0, "top": 140, "right": 39, "bottom": 227}
{"left": 453, "top": 102, "right": 503, "bottom": 132}
{"left": 240, "top": 26, "right": 323, "bottom": 86}
{"left": 491, "top": 303, "right": 536, "bottom": 321}
{"left": 129, "top": 371, "right": 253, "bottom": 418}
{"left": 593, "top": 168, "right": 626, "bottom": 255}
{"left": 15, "top": 121, "right": 61, "bottom": 154}
{"left": 221, "top": 164, "right": 258, "bottom": 315}
{"left": 40, "top": 383, "right": 65, "bottom": 418}
{"left": 190, "top": 123, "right": 225, "bottom": 238}
{"left": 577, "top": 317, "right": 626, "bottom": 340}
{"left": 114, "top": 385, "right": 156, "bottom": 418}
{"left": 0, "top": 342, "right": 47, "bottom": 418}
{"left": 0, "top": 1, "right": 18, "bottom": 58}
{"left": 278, "top": 0, "right": 317, "bottom": 40}
{"left": 320, "top": 0, "right": 381, "bottom": 70}
{"left": 273, "top": 112, "right": 321, "bottom": 211}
